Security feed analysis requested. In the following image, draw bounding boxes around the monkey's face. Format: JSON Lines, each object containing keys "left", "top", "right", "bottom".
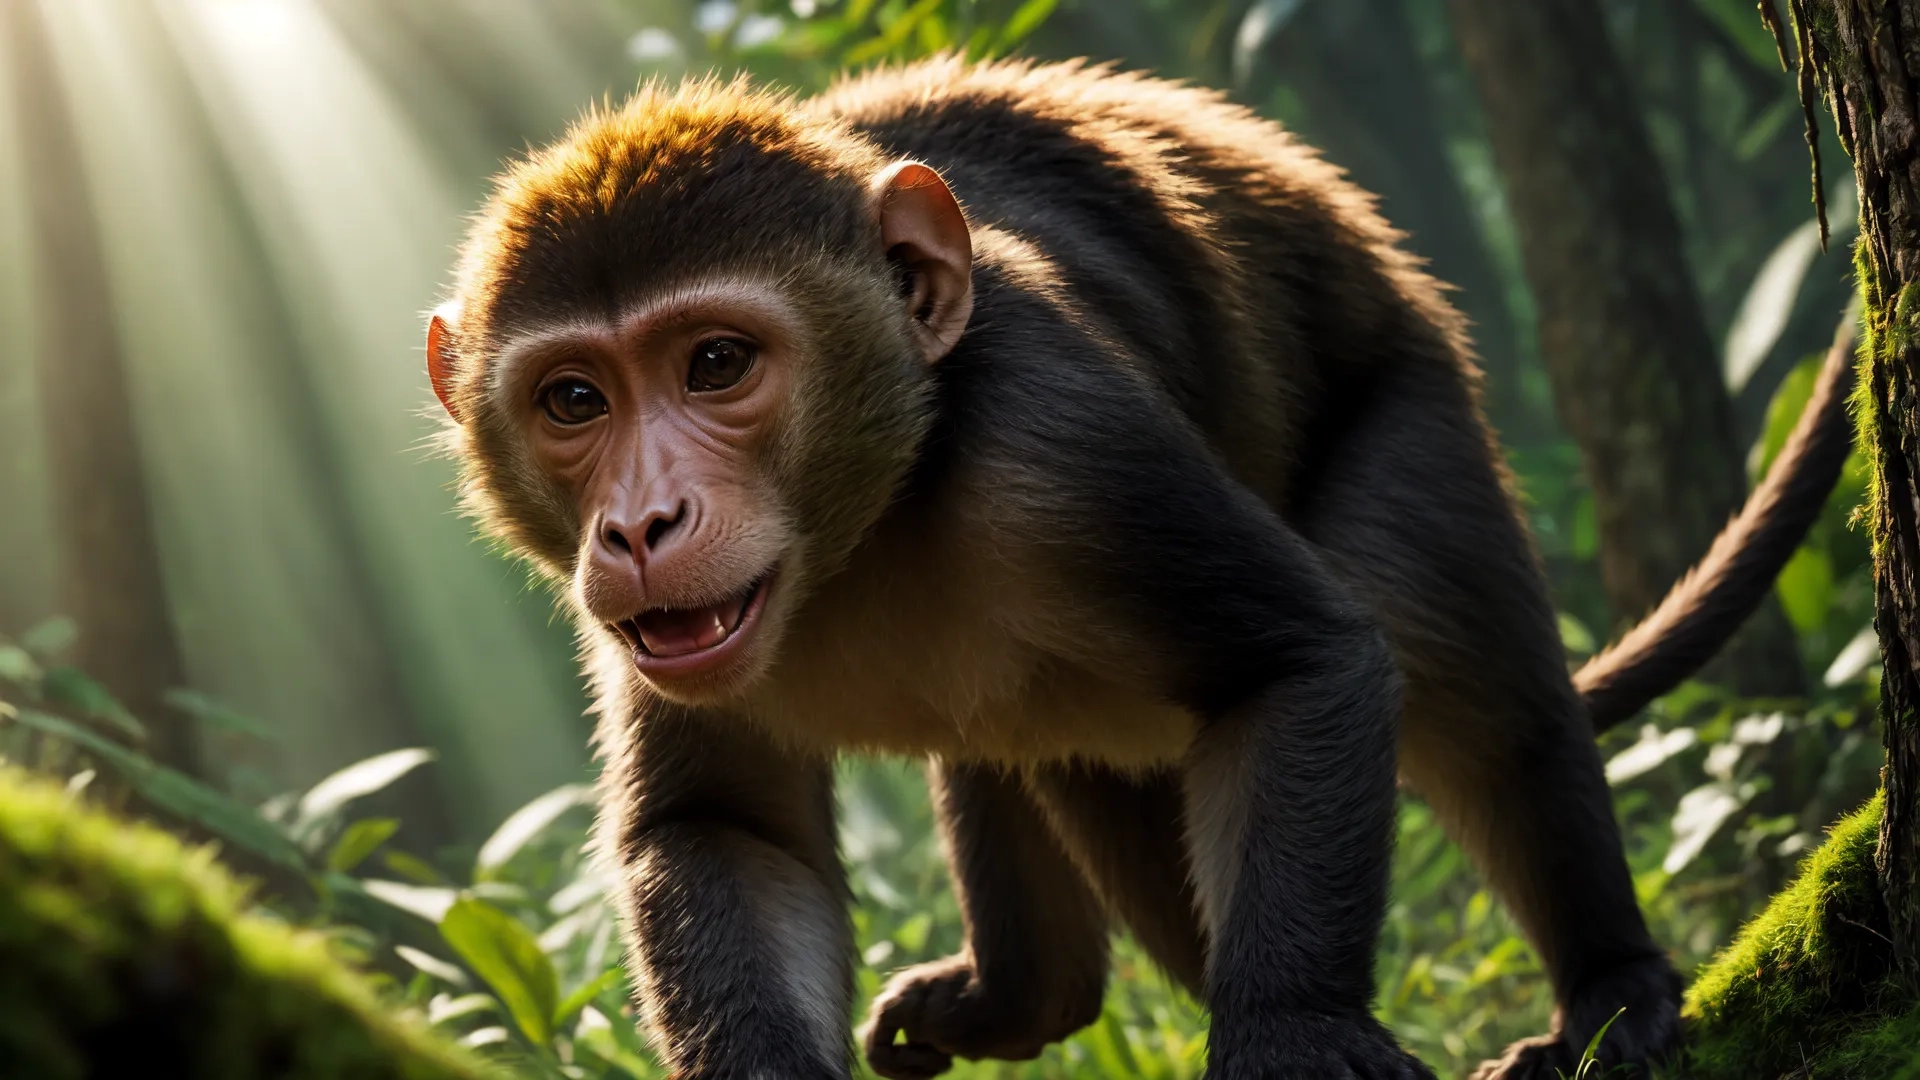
{"left": 495, "top": 280, "right": 812, "bottom": 700}
{"left": 429, "top": 135, "right": 973, "bottom": 703}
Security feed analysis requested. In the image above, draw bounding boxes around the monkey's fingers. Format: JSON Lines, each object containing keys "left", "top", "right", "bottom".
{"left": 862, "top": 984, "right": 956, "bottom": 1080}
{"left": 863, "top": 1029, "right": 953, "bottom": 1080}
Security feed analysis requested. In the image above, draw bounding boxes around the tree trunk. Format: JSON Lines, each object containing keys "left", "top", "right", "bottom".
{"left": 2, "top": 1, "right": 195, "bottom": 773}
{"left": 1448, "top": 0, "right": 1807, "bottom": 698}
{"left": 1805, "top": 0, "right": 1920, "bottom": 979}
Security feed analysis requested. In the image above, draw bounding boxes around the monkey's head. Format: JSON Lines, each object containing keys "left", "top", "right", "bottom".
{"left": 426, "top": 82, "right": 972, "bottom": 703}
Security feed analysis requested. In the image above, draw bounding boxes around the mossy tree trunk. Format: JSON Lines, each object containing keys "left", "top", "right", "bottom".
{"left": 1805, "top": 0, "right": 1920, "bottom": 979}
{"left": 1, "top": 2, "right": 196, "bottom": 773}
{"left": 1449, "top": 0, "right": 1807, "bottom": 698}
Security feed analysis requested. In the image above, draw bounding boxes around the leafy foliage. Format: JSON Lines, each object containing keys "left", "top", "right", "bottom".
{"left": 619, "top": 0, "right": 1062, "bottom": 90}
{"left": 0, "top": 618, "right": 1887, "bottom": 1078}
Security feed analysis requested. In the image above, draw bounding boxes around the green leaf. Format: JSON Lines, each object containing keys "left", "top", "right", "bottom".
{"left": 1749, "top": 354, "right": 1821, "bottom": 480}
{"left": 1557, "top": 612, "right": 1595, "bottom": 657}
{"left": 993, "top": 0, "right": 1057, "bottom": 50}
{"left": 19, "top": 616, "right": 78, "bottom": 658}
{"left": 136, "top": 766, "right": 308, "bottom": 870}
{"left": 0, "top": 646, "right": 40, "bottom": 685}
{"left": 40, "top": 667, "right": 146, "bottom": 742}
{"left": 327, "top": 817, "right": 400, "bottom": 873}
{"left": 1724, "top": 219, "right": 1824, "bottom": 392}
{"left": 428, "top": 992, "right": 499, "bottom": 1026}
{"left": 295, "top": 748, "right": 434, "bottom": 836}
{"left": 397, "top": 945, "right": 471, "bottom": 988}
{"left": 9, "top": 707, "right": 305, "bottom": 870}
{"left": 458, "top": 1025, "right": 511, "bottom": 1048}
{"left": 963, "top": 24, "right": 994, "bottom": 59}
{"left": 164, "top": 688, "right": 273, "bottom": 739}
{"left": 1823, "top": 622, "right": 1880, "bottom": 687}
{"left": 1095, "top": 1010, "right": 1143, "bottom": 1074}
{"left": 1576, "top": 1006, "right": 1627, "bottom": 1078}
{"left": 915, "top": 10, "right": 949, "bottom": 53}
{"left": 892, "top": 911, "right": 932, "bottom": 953}
{"left": 362, "top": 879, "right": 460, "bottom": 923}
{"left": 475, "top": 783, "right": 594, "bottom": 879}
{"left": 1605, "top": 725, "right": 1698, "bottom": 786}
{"left": 1775, "top": 546, "right": 1834, "bottom": 634}
{"left": 1231, "top": 0, "right": 1306, "bottom": 86}
{"left": 843, "top": 0, "right": 942, "bottom": 65}
{"left": 1666, "top": 782, "right": 1745, "bottom": 874}
{"left": 553, "top": 968, "right": 623, "bottom": 1032}
{"left": 440, "top": 896, "right": 560, "bottom": 1046}
{"left": 575, "top": 1022, "right": 663, "bottom": 1078}
{"left": 382, "top": 848, "right": 449, "bottom": 885}
{"left": 1570, "top": 494, "right": 1598, "bottom": 560}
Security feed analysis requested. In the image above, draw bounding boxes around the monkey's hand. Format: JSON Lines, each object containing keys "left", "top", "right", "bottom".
{"left": 1205, "top": 1012, "right": 1435, "bottom": 1080}
{"left": 861, "top": 954, "right": 1101, "bottom": 1080}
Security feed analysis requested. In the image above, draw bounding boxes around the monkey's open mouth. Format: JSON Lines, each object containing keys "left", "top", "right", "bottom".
{"left": 618, "top": 570, "right": 775, "bottom": 676}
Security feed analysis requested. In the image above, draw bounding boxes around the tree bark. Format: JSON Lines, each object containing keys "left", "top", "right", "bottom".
{"left": 2, "top": 2, "right": 195, "bottom": 772}
{"left": 1449, "top": 0, "right": 1807, "bottom": 697}
{"left": 1805, "top": 0, "right": 1920, "bottom": 979}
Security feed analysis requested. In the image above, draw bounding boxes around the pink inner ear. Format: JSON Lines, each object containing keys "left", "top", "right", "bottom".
{"left": 427, "top": 313, "right": 463, "bottom": 421}
{"left": 873, "top": 162, "right": 972, "bottom": 361}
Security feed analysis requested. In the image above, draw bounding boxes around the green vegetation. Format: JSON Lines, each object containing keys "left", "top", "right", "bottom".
{"left": 0, "top": 617, "right": 1892, "bottom": 1078}
{"left": 0, "top": 765, "right": 497, "bottom": 1080}
{"left": 1677, "top": 794, "right": 1920, "bottom": 1079}
{"left": 0, "top": 1, "right": 1910, "bottom": 1077}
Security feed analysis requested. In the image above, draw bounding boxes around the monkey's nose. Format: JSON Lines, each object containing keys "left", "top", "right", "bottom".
{"left": 602, "top": 500, "right": 688, "bottom": 561}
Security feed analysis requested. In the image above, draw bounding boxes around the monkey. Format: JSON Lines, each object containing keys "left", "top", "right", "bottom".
{"left": 422, "top": 57, "right": 1858, "bottom": 1080}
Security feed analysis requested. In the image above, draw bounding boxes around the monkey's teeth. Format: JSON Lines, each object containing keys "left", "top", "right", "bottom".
{"left": 718, "top": 591, "right": 750, "bottom": 632}
{"left": 631, "top": 581, "right": 760, "bottom": 658}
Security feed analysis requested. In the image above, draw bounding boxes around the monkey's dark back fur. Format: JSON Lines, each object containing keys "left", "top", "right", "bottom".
{"left": 813, "top": 59, "right": 1478, "bottom": 519}
{"left": 810, "top": 58, "right": 1857, "bottom": 729}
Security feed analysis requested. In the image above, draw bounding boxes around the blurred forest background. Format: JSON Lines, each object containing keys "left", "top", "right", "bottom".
{"left": 0, "top": 0, "right": 1890, "bottom": 1076}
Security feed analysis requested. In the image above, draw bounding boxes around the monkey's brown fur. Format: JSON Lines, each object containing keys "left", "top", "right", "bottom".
{"left": 430, "top": 56, "right": 1856, "bottom": 1080}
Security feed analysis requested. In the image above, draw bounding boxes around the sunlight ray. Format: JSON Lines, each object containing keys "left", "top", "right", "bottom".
{"left": 158, "top": 0, "right": 591, "bottom": 817}
{"left": 31, "top": 0, "right": 433, "bottom": 792}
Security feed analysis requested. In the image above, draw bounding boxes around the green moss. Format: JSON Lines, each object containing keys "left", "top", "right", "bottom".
{"left": 0, "top": 766, "right": 501, "bottom": 1080}
{"left": 1850, "top": 234, "right": 1887, "bottom": 547}
{"left": 1676, "top": 794, "right": 1920, "bottom": 1079}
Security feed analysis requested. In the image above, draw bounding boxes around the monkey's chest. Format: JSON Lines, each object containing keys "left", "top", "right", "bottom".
{"left": 750, "top": 593, "right": 1196, "bottom": 768}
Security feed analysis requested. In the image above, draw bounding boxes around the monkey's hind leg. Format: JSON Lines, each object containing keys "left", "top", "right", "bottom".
{"left": 862, "top": 761, "right": 1110, "bottom": 1080}
{"left": 1297, "top": 368, "right": 1681, "bottom": 1080}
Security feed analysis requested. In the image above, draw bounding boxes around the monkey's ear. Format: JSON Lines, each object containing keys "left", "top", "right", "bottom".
{"left": 426, "top": 303, "right": 465, "bottom": 422}
{"left": 873, "top": 161, "right": 972, "bottom": 362}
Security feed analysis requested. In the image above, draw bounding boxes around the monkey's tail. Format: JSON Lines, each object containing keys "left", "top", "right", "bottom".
{"left": 1574, "top": 309, "right": 1861, "bottom": 735}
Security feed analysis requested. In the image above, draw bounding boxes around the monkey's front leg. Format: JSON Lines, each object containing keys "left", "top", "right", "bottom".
{"left": 605, "top": 702, "right": 852, "bottom": 1079}
{"left": 1165, "top": 542, "right": 1432, "bottom": 1080}
{"left": 1038, "top": 404, "right": 1433, "bottom": 1079}
{"left": 1181, "top": 629, "right": 1431, "bottom": 1080}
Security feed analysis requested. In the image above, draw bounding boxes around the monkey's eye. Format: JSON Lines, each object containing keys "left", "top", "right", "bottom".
{"left": 540, "top": 379, "right": 608, "bottom": 425}
{"left": 687, "top": 338, "right": 756, "bottom": 393}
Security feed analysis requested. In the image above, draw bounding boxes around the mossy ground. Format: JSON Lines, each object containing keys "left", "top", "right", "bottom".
{"left": 1675, "top": 793, "right": 1920, "bottom": 1079}
{"left": 0, "top": 766, "right": 499, "bottom": 1080}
